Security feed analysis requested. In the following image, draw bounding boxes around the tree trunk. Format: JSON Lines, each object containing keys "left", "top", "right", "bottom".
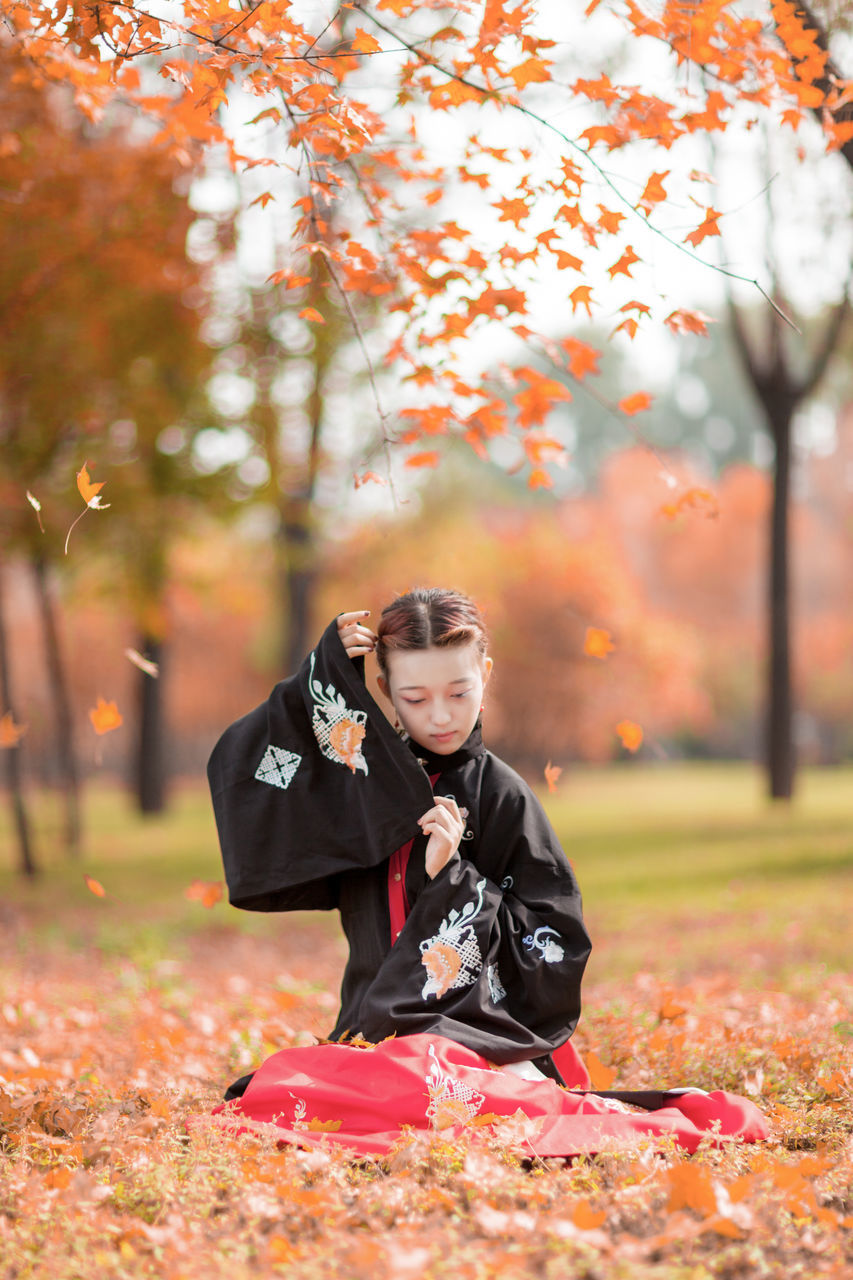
{"left": 0, "top": 561, "right": 38, "bottom": 876}
{"left": 767, "top": 403, "right": 794, "bottom": 800}
{"left": 32, "top": 555, "right": 82, "bottom": 856}
{"left": 135, "top": 634, "right": 166, "bottom": 814}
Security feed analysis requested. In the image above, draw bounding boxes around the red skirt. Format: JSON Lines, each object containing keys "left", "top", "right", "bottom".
{"left": 213, "top": 1033, "right": 769, "bottom": 1158}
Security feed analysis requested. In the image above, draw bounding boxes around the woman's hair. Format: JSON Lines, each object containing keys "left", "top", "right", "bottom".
{"left": 376, "top": 588, "right": 488, "bottom": 677}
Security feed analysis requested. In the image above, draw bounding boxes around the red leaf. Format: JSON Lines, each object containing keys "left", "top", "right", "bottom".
{"left": 404, "top": 451, "right": 440, "bottom": 469}
{"left": 88, "top": 698, "right": 123, "bottom": 735}
{"left": 299, "top": 307, "right": 325, "bottom": 324}
{"left": 664, "top": 308, "right": 715, "bottom": 336}
{"left": 76, "top": 462, "right": 105, "bottom": 507}
{"left": 351, "top": 27, "right": 381, "bottom": 53}
{"left": 607, "top": 245, "right": 640, "bottom": 279}
{"left": 684, "top": 207, "right": 722, "bottom": 248}
{"left": 615, "top": 720, "right": 643, "bottom": 751}
{"left": 184, "top": 880, "right": 223, "bottom": 908}
{"left": 569, "top": 285, "right": 593, "bottom": 317}
{"left": 0, "top": 711, "right": 27, "bottom": 748}
{"left": 636, "top": 170, "right": 670, "bottom": 213}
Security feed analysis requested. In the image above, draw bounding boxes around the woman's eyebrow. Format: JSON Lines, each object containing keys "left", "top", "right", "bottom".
{"left": 397, "top": 677, "right": 473, "bottom": 690}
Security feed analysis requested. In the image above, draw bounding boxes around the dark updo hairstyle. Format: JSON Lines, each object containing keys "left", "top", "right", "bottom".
{"left": 376, "top": 588, "right": 489, "bottom": 678}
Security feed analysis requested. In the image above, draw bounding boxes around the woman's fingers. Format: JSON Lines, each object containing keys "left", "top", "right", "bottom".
{"left": 337, "top": 611, "right": 377, "bottom": 657}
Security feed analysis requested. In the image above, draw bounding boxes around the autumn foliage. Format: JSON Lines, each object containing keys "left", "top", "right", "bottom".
{"left": 4, "top": 0, "right": 852, "bottom": 487}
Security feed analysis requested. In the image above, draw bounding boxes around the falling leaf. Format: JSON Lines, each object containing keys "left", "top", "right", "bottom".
{"left": 404, "top": 451, "right": 440, "bottom": 469}
{"left": 26, "top": 491, "right": 45, "bottom": 533}
{"left": 618, "top": 391, "right": 652, "bottom": 415}
{"left": 124, "top": 649, "right": 160, "bottom": 678}
{"left": 0, "top": 711, "right": 27, "bottom": 748}
{"left": 89, "top": 698, "right": 123, "bottom": 735}
{"left": 544, "top": 761, "right": 562, "bottom": 793}
{"left": 66, "top": 462, "right": 110, "bottom": 554}
{"left": 616, "top": 720, "right": 643, "bottom": 751}
{"left": 184, "top": 880, "right": 223, "bottom": 909}
{"left": 585, "top": 1050, "right": 617, "bottom": 1089}
{"left": 76, "top": 462, "right": 107, "bottom": 507}
{"left": 299, "top": 307, "right": 325, "bottom": 324}
{"left": 584, "top": 627, "right": 615, "bottom": 659}
{"left": 84, "top": 875, "right": 106, "bottom": 898}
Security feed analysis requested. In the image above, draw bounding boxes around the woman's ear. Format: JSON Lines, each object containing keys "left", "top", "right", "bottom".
{"left": 377, "top": 674, "right": 390, "bottom": 700}
{"left": 483, "top": 655, "right": 494, "bottom": 683}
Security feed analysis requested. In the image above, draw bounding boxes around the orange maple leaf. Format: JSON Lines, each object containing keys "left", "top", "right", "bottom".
{"left": 597, "top": 205, "right": 625, "bottom": 234}
{"left": 351, "top": 27, "right": 381, "bottom": 53}
{"left": 527, "top": 467, "right": 554, "bottom": 490}
{"left": 569, "top": 285, "right": 593, "bottom": 317}
{"left": 507, "top": 57, "right": 550, "bottom": 89}
{"left": 607, "top": 245, "right": 640, "bottom": 278}
{"left": 562, "top": 337, "right": 600, "bottom": 379}
{"left": 618, "top": 391, "right": 652, "bottom": 415}
{"left": 584, "top": 627, "right": 615, "bottom": 659}
{"left": 585, "top": 1051, "right": 617, "bottom": 1089}
{"left": 615, "top": 720, "right": 643, "bottom": 751}
{"left": 299, "top": 307, "right": 325, "bottom": 324}
{"left": 493, "top": 197, "right": 529, "bottom": 228}
{"left": 636, "top": 170, "right": 670, "bottom": 214}
{"left": 89, "top": 698, "right": 123, "bottom": 735}
{"left": 544, "top": 760, "right": 563, "bottom": 793}
{"left": 554, "top": 249, "right": 584, "bottom": 271}
{"left": 84, "top": 874, "right": 106, "bottom": 898}
{"left": 249, "top": 191, "right": 275, "bottom": 209}
{"left": 684, "top": 207, "right": 722, "bottom": 248}
{"left": 404, "top": 451, "right": 440, "bottom": 469}
{"left": 0, "top": 711, "right": 27, "bottom": 748}
{"left": 184, "top": 880, "right": 223, "bottom": 909}
{"left": 76, "top": 462, "right": 106, "bottom": 507}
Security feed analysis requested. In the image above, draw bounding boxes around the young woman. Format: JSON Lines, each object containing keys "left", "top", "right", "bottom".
{"left": 208, "top": 588, "right": 768, "bottom": 1156}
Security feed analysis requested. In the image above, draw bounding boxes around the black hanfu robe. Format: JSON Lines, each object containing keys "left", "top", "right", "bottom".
{"left": 208, "top": 618, "right": 592, "bottom": 1079}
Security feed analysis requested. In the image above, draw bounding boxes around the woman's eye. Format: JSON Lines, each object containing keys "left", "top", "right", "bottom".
{"left": 453, "top": 690, "right": 471, "bottom": 699}
{"left": 403, "top": 698, "right": 424, "bottom": 705}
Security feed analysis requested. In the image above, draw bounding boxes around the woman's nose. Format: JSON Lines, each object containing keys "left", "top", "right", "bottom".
{"left": 431, "top": 702, "right": 452, "bottom": 725}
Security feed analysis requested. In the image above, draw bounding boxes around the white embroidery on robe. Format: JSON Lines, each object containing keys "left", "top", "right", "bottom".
{"left": 308, "top": 651, "right": 368, "bottom": 775}
{"left": 523, "top": 925, "right": 565, "bottom": 964}
{"left": 255, "top": 744, "right": 302, "bottom": 790}
{"left": 425, "top": 1042, "right": 486, "bottom": 1130}
{"left": 487, "top": 963, "right": 506, "bottom": 1004}
{"left": 419, "top": 879, "right": 486, "bottom": 1000}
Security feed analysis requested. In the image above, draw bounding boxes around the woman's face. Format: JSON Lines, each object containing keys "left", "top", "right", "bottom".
{"left": 378, "top": 642, "right": 492, "bottom": 754}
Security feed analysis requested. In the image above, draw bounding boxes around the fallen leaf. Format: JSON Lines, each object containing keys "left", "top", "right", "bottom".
{"left": 184, "top": 880, "right": 223, "bottom": 909}
{"left": 124, "top": 649, "right": 160, "bottom": 678}
{"left": 0, "top": 711, "right": 27, "bottom": 748}
{"left": 84, "top": 875, "right": 106, "bottom": 898}
{"left": 76, "top": 462, "right": 106, "bottom": 507}
{"left": 615, "top": 720, "right": 643, "bottom": 751}
{"left": 544, "top": 761, "right": 563, "bottom": 793}
{"left": 584, "top": 627, "right": 615, "bottom": 659}
{"left": 585, "top": 1051, "right": 617, "bottom": 1089}
{"left": 89, "top": 698, "right": 123, "bottom": 735}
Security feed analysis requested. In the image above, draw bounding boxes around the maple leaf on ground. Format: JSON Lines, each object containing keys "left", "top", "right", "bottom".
{"left": 684, "top": 207, "right": 722, "bottom": 248}
{"left": 618, "top": 391, "right": 652, "bottom": 415}
{"left": 0, "top": 711, "right": 27, "bottom": 748}
{"left": 184, "top": 880, "right": 223, "bottom": 908}
{"left": 584, "top": 627, "right": 615, "bottom": 659}
{"left": 544, "top": 761, "right": 562, "bottom": 793}
{"left": 84, "top": 874, "right": 106, "bottom": 898}
{"left": 585, "top": 1050, "right": 617, "bottom": 1089}
{"left": 88, "top": 698, "right": 123, "bottom": 735}
{"left": 616, "top": 720, "right": 643, "bottom": 751}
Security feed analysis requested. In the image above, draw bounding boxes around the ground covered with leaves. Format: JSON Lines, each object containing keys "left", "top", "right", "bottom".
{"left": 1, "top": 768, "right": 851, "bottom": 1279}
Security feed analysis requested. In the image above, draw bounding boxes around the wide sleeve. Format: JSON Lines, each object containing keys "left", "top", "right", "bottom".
{"left": 352, "top": 765, "right": 591, "bottom": 1065}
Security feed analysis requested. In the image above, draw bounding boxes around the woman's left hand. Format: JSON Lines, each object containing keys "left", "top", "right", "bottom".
{"left": 419, "top": 796, "right": 465, "bottom": 879}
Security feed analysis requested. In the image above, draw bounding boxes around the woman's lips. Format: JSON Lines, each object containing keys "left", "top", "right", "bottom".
{"left": 432, "top": 731, "right": 456, "bottom": 741}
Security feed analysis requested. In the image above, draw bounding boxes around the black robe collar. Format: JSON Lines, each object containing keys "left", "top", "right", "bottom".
{"left": 404, "top": 722, "right": 486, "bottom": 776}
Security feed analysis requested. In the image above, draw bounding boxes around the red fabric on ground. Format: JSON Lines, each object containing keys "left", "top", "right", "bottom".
{"left": 213, "top": 1033, "right": 769, "bottom": 1158}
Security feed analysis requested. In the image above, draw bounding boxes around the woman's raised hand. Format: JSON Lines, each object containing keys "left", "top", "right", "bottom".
{"left": 419, "top": 796, "right": 466, "bottom": 880}
{"left": 337, "top": 610, "right": 377, "bottom": 659}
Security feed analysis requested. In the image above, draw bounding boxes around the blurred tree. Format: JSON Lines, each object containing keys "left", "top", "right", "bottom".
{"left": 0, "top": 40, "right": 220, "bottom": 827}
